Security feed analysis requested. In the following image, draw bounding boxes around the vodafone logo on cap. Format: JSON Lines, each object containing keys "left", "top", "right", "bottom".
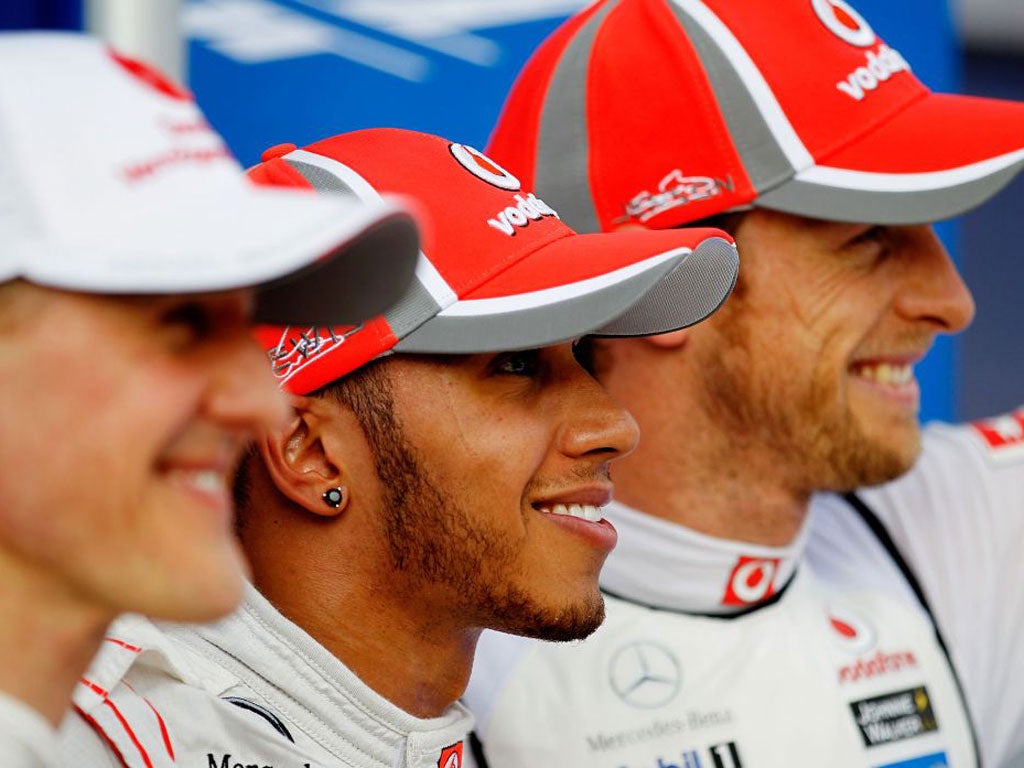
{"left": 721, "top": 556, "right": 781, "bottom": 607}
{"left": 811, "top": 0, "right": 875, "bottom": 48}
{"left": 450, "top": 143, "right": 521, "bottom": 191}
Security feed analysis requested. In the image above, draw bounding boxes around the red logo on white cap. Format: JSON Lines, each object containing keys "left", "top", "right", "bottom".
{"left": 722, "top": 556, "right": 780, "bottom": 606}
{"left": 811, "top": 0, "right": 876, "bottom": 48}
{"left": 450, "top": 143, "right": 521, "bottom": 191}
{"left": 108, "top": 49, "right": 191, "bottom": 101}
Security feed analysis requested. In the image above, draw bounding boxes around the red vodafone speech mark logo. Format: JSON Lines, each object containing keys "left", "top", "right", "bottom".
{"left": 972, "top": 411, "right": 1024, "bottom": 451}
{"left": 721, "top": 556, "right": 780, "bottom": 606}
{"left": 438, "top": 742, "right": 463, "bottom": 768}
{"left": 811, "top": 0, "right": 876, "bottom": 47}
{"left": 828, "top": 606, "right": 876, "bottom": 654}
{"left": 449, "top": 143, "right": 521, "bottom": 191}
{"left": 108, "top": 49, "right": 191, "bottom": 101}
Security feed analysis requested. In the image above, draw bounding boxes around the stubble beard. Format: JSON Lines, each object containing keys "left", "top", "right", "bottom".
{"left": 697, "top": 310, "right": 920, "bottom": 495}
{"left": 365, "top": 402, "right": 605, "bottom": 643}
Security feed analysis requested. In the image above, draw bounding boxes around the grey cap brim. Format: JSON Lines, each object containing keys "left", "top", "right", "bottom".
{"left": 394, "top": 230, "right": 738, "bottom": 354}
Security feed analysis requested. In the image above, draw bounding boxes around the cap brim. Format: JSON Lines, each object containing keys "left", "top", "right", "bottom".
{"left": 757, "top": 93, "right": 1024, "bottom": 225}
{"left": 394, "top": 228, "right": 738, "bottom": 354}
{"left": 23, "top": 181, "right": 419, "bottom": 326}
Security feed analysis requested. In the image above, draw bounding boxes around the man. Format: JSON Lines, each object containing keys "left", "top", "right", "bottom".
{"left": 0, "top": 33, "right": 420, "bottom": 767}
{"left": 56, "top": 128, "right": 739, "bottom": 768}
{"left": 464, "top": 1, "right": 1024, "bottom": 767}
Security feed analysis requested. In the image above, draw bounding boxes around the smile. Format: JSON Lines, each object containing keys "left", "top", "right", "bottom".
{"left": 536, "top": 503, "right": 606, "bottom": 523}
{"left": 850, "top": 361, "right": 914, "bottom": 386}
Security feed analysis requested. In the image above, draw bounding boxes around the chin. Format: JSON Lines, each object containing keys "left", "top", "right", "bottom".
{"left": 495, "top": 592, "right": 607, "bottom": 643}
{"left": 139, "top": 545, "right": 248, "bottom": 623}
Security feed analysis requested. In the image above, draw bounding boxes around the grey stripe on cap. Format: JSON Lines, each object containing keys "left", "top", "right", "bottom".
{"left": 285, "top": 157, "right": 441, "bottom": 332}
{"left": 665, "top": 0, "right": 796, "bottom": 193}
{"left": 596, "top": 236, "right": 738, "bottom": 335}
{"left": 286, "top": 160, "right": 362, "bottom": 202}
{"left": 758, "top": 158, "right": 1024, "bottom": 224}
{"left": 393, "top": 250, "right": 682, "bottom": 354}
{"left": 535, "top": 0, "right": 621, "bottom": 234}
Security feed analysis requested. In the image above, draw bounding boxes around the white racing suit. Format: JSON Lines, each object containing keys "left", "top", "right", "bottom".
{"left": 58, "top": 584, "right": 473, "bottom": 768}
{"left": 464, "top": 415, "right": 1024, "bottom": 768}
{"left": 0, "top": 690, "right": 57, "bottom": 767}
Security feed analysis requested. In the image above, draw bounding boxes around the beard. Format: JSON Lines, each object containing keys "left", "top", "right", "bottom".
{"left": 360, "top": 385, "right": 604, "bottom": 642}
{"left": 694, "top": 301, "right": 922, "bottom": 493}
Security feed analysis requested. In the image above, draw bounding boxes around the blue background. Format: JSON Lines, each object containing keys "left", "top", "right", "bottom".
{"left": 7, "top": 0, "right": 1022, "bottom": 423}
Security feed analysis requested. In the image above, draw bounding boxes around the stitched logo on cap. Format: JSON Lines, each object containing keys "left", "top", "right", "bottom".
{"left": 450, "top": 143, "right": 521, "bottom": 190}
{"left": 811, "top": 0, "right": 875, "bottom": 48}
{"left": 266, "top": 325, "right": 362, "bottom": 383}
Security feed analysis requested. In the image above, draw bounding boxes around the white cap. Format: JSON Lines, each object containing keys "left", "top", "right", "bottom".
{"left": 0, "top": 32, "right": 419, "bottom": 325}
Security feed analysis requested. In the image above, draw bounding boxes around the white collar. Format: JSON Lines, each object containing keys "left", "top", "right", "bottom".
{"left": 171, "top": 584, "right": 473, "bottom": 768}
{"left": 600, "top": 501, "right": 813, "bottom": 615}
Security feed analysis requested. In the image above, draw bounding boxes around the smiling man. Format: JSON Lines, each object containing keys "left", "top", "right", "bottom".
{"left": 0, "top": 32, "right": 420, "bottom": 768}
{"left": 463, "top": 1, "right": 1024, "bottom": 767}
{"left": 57, "top": 128, "right": 739, "bottom": 768}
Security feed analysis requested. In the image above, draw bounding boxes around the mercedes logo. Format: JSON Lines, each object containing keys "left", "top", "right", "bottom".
{"left": 608, "top": 641, "right": 682, "bottom": 709}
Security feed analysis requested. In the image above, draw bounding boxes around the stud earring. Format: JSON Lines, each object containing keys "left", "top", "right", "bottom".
{"left": 322, "top": 487, "right": 347, "bottom": 509}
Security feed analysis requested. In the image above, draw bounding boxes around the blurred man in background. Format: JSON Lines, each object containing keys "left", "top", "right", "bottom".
{"left": 0, "top": 33, "right": 419, "bottom": 767}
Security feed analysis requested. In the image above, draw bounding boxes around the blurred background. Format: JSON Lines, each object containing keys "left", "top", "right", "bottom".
{"left": 3, "top": 0, "right": 1021, "bottom": 424}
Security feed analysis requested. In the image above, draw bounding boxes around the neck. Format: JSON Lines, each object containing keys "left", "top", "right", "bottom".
{"left": 244, "top": 501, "right": 476, "bottom": 719}
{"left": 601, "top": 342, "right": 810, "bottom": 547}
{"left": 263, "top": 571, "right": 478, "bottom": 719}
{"left": 0, "top": 548, "right": 112, "bottom": 726}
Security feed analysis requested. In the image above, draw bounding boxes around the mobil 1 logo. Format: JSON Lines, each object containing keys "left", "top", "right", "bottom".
{"left": 709, "top": 742, "right": 742, "bottom": 768}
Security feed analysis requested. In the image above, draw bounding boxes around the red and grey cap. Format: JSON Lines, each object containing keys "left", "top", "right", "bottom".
{"left": 0, "top": 32, "right": 419, "bottom": 326}
{"left": 488, "top": 0, "right": 1024, "bottom": 231}
{"left": 248, "top": 128, "right": 739, "bottom": 395}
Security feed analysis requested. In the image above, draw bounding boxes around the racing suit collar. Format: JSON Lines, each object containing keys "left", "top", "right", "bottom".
{"left": 600, "top": 501, "right": 813, "bottom": 616}
{"left": 170, "top": 583, "right": 473, "bottom": 768}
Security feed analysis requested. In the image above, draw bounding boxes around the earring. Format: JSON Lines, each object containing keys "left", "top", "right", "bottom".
{"left": 322, "top": 486, "right": 347, "bottom": 509}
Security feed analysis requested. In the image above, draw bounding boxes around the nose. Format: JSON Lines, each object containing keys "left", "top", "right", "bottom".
{"left": 893, "top": 225, "right": 976, "bottom": 334}
{"left": 201, "top": 294, "right": 291, "bottom": 435}
{"left": 556, "top": 367, "right": 640, "bottom": 466}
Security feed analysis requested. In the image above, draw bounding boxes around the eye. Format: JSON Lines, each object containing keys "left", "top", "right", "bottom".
{"left": 491, "top": 349, "right": 541, "bottom": 377}
{"left": 572, "top": 337, "right": 597, "bottom": 376}
{"left": 160, "top": 300, "right": 214, "bottom": 343}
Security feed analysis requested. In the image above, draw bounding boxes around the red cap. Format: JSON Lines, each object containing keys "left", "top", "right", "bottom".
{"left": 488, "top": 0, "right": 1024, "bottom": 231}
{"left": 248, "top": 128, "right": 739, "bottom": 395}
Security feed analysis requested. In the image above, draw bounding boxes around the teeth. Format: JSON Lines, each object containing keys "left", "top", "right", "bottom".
{"left": 192, "top": 470, "right": 226, "bottom": 493}
{"left": 540, "top": 503, "right": 604, "bottom": 522}
{"left": 168, "top": 469, "right": 226, "bottom": 494}
{"left": 855, "top": 362, "right": 913, "bottom": 386}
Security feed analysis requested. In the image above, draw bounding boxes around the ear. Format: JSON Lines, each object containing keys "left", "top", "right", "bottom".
{"left": 644, "top": 327, "right": 690, "bottom": 350}
{"left": 258, "top": 396, "right": 348, "bottom": 518}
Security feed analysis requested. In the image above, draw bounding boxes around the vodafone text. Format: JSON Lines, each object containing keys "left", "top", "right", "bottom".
{"left": 487, "top": 193, "right": 559, "bottom": 235}
{"left": 836, "top": 44, "right": 911, "bottom": 101}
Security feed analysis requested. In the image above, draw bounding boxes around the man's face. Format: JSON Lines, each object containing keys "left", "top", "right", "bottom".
{"left": 687, "top": 209, "right": 975, "bottom": 491}
{"left": 348, "top": 345, "right": 639, "bottom": 641}
{"left": 0, "top": 283, "right": 287, "bottom": 621}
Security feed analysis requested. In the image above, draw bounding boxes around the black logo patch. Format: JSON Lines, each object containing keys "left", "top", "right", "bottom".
{"left": 850, "top": 686, "right": 938, "bottom": 747}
